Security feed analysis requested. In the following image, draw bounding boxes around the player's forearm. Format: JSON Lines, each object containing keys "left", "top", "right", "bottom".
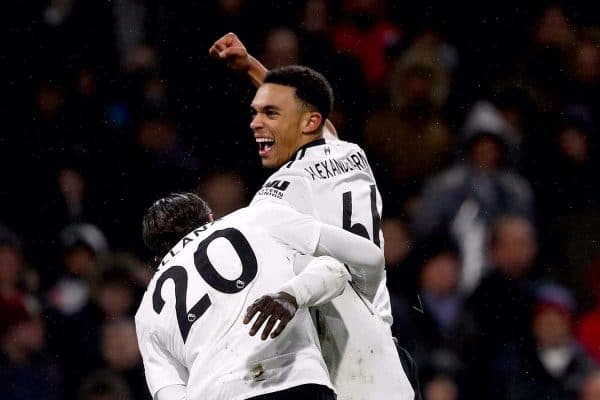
{"left": 279, "top": 256, "right": 350, "bottom": 308}
{"left": 246, "top": 55, "right": 268, "bottom": 87}
{"left": 315, "top": 224, "right": 384, "bottom": 301}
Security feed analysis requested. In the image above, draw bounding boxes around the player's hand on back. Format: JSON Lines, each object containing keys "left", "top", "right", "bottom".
{"left": 244, "top": 292, "right": 298, "bottom": 340}
{"left": 209, "top": 32, "right": 251, "bottom": 72}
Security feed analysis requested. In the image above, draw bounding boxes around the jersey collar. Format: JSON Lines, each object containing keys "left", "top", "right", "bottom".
{"left": 290, "top": 138, "right": 327, "bottom": 161}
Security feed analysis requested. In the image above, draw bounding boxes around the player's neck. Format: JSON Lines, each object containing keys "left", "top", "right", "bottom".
{"left": 296, "top": 130, "right": 324, "bottom": 150}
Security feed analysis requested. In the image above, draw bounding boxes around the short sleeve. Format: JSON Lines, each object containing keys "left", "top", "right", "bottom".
{"left": 136, "top": 320, "right": 188, "bottom": 398}
{"left": 249, "top": 202, "right": 322, "bottom": 256}
{"left": 250, "top": 174, "right": 316, "bottom": 217}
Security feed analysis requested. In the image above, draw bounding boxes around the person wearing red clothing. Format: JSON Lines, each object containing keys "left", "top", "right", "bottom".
{"left": 577, "top": 258, "right": 600, "bottom": 363}
{"left": 332, "top": 0, "right": 401, "bottom": 88}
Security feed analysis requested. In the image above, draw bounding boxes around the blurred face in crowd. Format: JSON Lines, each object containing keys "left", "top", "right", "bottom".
{"left": 573, "top": 41, "right": 599, "bottom": 84}
{"left": 381, "top": 218, "right": 412, "bottom": 267}
{"left": 251, "top": 83, "right": 322, "bottom": 168}
{"left": 198, "top": 171, "right": 247, "bottom": 219}
{"left": 533, "top": 306, "right": 571, "bottom": 349}
{"left": 424, "top": 375, "right": 458, "bottom": 400}
{"left": 36, "top": 84, "right": 64, "bottom": 120}
{"left": 57, "top": 168, "right": 85, "bottom": 207}
{"left": 138, "top": 118, "right": 176, "bottom": 152}
{"left": 101, "top": 320, "right": 141, "bottom": 371}
{"left": 490, "top": 217, "right": 537, "bottom": 278}
{"left": 3, "top": 317, "right": 45, "bottom": 360}
{"left": 64, "top": 245, "right": 96, "bottom": 277}
{"left": 302, "top": 0, "right": 329, "bottom": 35}
{"left": 0, "top": 245, "right": 22, "bottom": 289}
{"left": 420, "top": 252, "right": 460, "bottom": 298}
{"left": 533, "top": 5, "right": 572, "bottom": 48}
{"left": 96, "top": 282, "right": 134, "bottom": 319}
{"left": 559, "top": 127, "right": 589, "bottom": 163}
{"left": 217, "top": 0, "right": 243, "bottom": 15}
{"left": 468, "top": 135, "right": 503, "bottom": 172}
{"left": 580, "top": 371, "right": 600, "bottom": 400}
{"left": 404, "top": 66, "right": 435, "bottom": 103}
{"left": 262, "top": 28, "right": 300, "bottom": 69}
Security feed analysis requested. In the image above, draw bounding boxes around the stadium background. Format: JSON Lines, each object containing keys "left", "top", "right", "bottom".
{"left": 1, "top": 0, "right": 599, "bottom": 399}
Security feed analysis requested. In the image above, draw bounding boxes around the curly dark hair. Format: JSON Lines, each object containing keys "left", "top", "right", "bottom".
{"left": 142, "top": 192, "right": 212, "bottom": 258}
{"left": 264, "top": 65, "right": 334, "bottom": 123}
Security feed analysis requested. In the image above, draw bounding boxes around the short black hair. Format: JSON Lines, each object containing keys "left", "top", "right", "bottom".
{"left": 264, "top": 65, "right": 334, "bottom": 123}
{"left": 142, "top": 193, "right": 212, "bottom": 257}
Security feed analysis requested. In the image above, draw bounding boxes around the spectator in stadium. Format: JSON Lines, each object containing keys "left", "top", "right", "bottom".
{"left": 413, "top": 101, "right": 533, "bottom": 293}
{"left": 0, "top": 295, "right": 62, "bottom": 400}
{"left": 196, "top": 170, "right": 249, "bottom": 219}
{"left": 260, "top": 27, "right": 300, "bottom": 69}
{"left": 565, "top": 28, "right": 599, "bottom": 110}
{"left": 533, "top": 108, "right": 598, "bottom": 221}
{"left": 133, "top": 112, "right": 201, "bottom": 195}
{"left": 0, "top": 226, "right": 31, "bottom": 301}
{"left": 364, "top": 41, "right": 453, "bottom": 203}
{"left": 298, "top": 0, "right": 369, "bottom": 142}
{"left": 523, "top": 4, "right": 584, "bottom": 115}
{"left": 45, "top": 224, "right": 109, "bottom": 399}
{"left": 528, "top": 109, "right": 599, "bottom": 297}
{"left": 407, "top": 236, "right": 482, "bottom": 399}
{"left": 48, "top": 258, "right": 145, "bottom": 400}
{"left": 332, "top": 0, "right": 402, "bottom": 89}
{"left": 47, "top": 223, "right": 108, "bottom": 316}
{"left": 79, "top": 369, "right": 132, "bottom": 400}
{"left": 422, "top": 374, "right": 459, "bottom": 400}
{"left": 93, "top": 264, "right": 139, "bottom": 320}
{"left": 577, "top": 258, "right": 600, "bottom": 364}
{"left": 99, "top": 318, "right": 148, "bottom": 400}
{"left": 491, "top": 283, "right": 595, "bottom": 400}
{"left": 466, "top": 216, "right": 538, "bottom": 381}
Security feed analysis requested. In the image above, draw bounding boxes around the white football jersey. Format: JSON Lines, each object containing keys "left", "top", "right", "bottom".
{"left": 251, "top": 138, "right": 414, "bottom": 399}
{"left": 135, "top": 204, "right": 335, "bottom": 400}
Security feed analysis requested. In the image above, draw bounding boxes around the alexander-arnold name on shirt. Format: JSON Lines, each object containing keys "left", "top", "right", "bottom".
{"left": 304, "top": 151, "right": 369, "bottom": 180}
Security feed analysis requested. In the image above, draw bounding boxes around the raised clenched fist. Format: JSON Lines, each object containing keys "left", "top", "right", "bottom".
{"left": 208, "top": 32, "right": 251, "bottom": 72}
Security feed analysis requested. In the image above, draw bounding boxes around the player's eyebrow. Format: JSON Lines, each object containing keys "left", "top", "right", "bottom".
{"left": 250, "top": 104, "right": 280, "bottom": 113}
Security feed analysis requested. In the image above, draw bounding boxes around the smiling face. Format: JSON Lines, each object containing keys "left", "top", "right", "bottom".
{"left": 250, "top": 83, "right": 322, "bottom": 168}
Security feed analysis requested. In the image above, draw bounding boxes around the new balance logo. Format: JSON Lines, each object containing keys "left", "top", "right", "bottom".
{"left": 324, "top": 147, "right": 331, "bottom": 155}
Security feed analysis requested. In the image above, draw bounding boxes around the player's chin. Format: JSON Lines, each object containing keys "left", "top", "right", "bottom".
{"left": 260, "top": 156, "right": 280, "bottom": 169}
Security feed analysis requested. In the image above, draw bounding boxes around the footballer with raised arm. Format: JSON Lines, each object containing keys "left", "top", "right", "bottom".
{"left": 135, "top": 193, "right": 386, "bottom": 400}
{"left": 209, "top": 33, "right": 420, "bottom": 400}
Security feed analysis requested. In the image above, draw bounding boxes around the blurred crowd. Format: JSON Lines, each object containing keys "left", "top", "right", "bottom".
{"left": 1, "top": 1, "right": 599, "bottom": 399}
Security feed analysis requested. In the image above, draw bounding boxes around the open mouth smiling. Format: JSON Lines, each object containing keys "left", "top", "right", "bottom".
{"left": 256, "top": 138, "right": 275, "bottom": 156}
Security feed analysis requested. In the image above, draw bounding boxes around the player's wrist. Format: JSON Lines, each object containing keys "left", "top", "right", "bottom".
{"left": 277, "top": 291, "right": 298, "bottom": 310}
{"left": 246, "top": 55, "right": 268, "bottom": 87}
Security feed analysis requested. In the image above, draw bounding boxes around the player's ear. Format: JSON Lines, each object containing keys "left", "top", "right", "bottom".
{"left": 208, "top": 213, "right": 214, "bottom": 223}
{"left": 301, "top": 112, "right": 323, "bottom": 135}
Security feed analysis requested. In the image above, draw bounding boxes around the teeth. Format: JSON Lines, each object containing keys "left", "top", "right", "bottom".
{"left": 257, "top": 138, "right": 274, "bottom": 152}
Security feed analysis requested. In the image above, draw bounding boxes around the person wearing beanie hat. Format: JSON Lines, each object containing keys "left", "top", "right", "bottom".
{"left": 492, "top": 283, "right": 595, "bottom": 400}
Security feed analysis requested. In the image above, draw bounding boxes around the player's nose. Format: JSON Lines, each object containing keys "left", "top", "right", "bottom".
{"left": 250, "top": 114, "right": 263, "bottom": 131}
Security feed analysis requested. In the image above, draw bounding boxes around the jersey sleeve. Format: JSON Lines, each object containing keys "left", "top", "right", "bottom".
{"left": 279, "top": 255, "right": 350, "bottom": 308}
{"left": 156, "top": 385, "right": 187, "bottom": 400}
{"left": 251, "top": 202, "right": 322, "bottom": 255}
{"left": 251, "top": 173, "right": 316, "bottom": 217}
{"left": 315, "top": 224, "right": 385, "bottom": 302}
{"left": 136, "top": 320, "right": 188, "bottom": 398}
